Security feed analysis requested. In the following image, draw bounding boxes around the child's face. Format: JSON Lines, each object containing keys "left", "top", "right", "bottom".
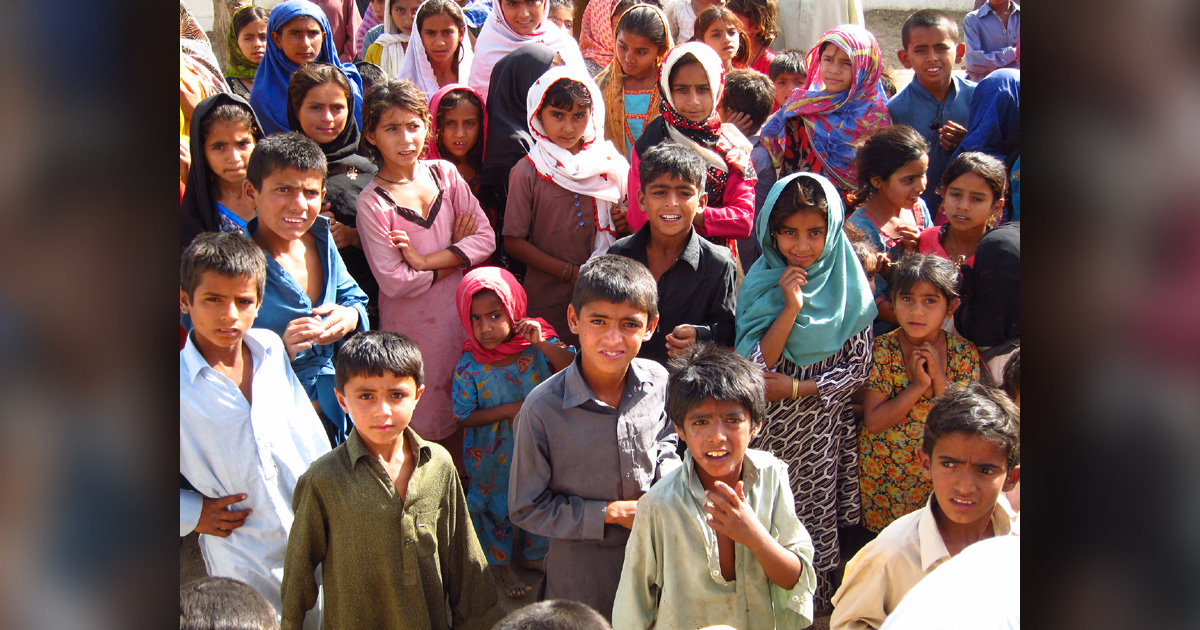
{"left": 548, "top": 5, "right": 573, "bottom": 32}
{"left": 391, "top": 0, "right": 421, "bottom": 33}
{"left": 772, "top": 71, "right": 806, "bottom": 108}
{"left": 419, "top": 13, "right": 462, "bottom": 67}
{"left": 920, "top": 432, "right": 1019, "bottom": 530}
{"left": 538, "top": 101, "right": 590, "bottom": 154}
{"left": 702, "top": 19, "right": 740, "bottom": 65}
{"left": 615, "top": 30, "right": 661, "bottom": 81}
{"left": 894, "top": 279, "right": 956, "bottom": 343}
{"left": 179, "top": 271, "right": 261, "bottom": 358}
{"left": 731, "top": 11, "right": 760, "bottom": 42}
{"left": 639, "top": 173, "right": 706, "bottom": 240}
{"left": 365, "top": 106, "right": 428, "bottom": 168}
{"left": 943, "top": 172, "right": 1002, "bottom": 233}
{"left": 501, "top": 0, "right": 544, "bottom": 36}
{"left": 245, "top": 167, "right": 325, "bottom": 242}
{"left": 271, "top": 16, "right": 323, "bottom": 65}
{"left": 670, "top": 61, "right": 714, "bottom": 123}
{"left": 336, "top": 373, "right": 425, "bottom": 449}
{"left": 469, "top": 290, "right": 514, "bottom": 350}
{"left": 237, "top": 19, "right": 268, "bottom": 64}
{"left": 297, "top": 82, "right": 349, "bottom": 145}
{"left": 437, "top": 100, "right": 481, "bottom": 160}
{"left": 678, "top": 399, "right": 758, "bottom": 489}
{"left": 871, "top": 155, "right": 928, "bottom": 211}
{"left": 204, "top": 120, "right": 256, "bottom": 187}
{"left": 567, "top": 300, "right": 657, "bottom": 381}
{"left": 899, "top": 25, "right": 963, "bottom": 91}
{"left": 818, "top": 43, "right": 853, "bottom": 94}
{"left": 773, "top": 209, "right": 826, "bottom": 269}
{"left": 370, "top": 0, "right": 385, "bottom": 17}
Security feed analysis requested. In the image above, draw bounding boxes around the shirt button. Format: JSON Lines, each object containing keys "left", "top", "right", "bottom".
{"left": 712, "top": 570, "right": 720, "bottom": 577}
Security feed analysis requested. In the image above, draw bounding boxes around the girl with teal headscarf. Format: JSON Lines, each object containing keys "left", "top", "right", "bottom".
{"left": 734, "top": 171, "right": 876, "bottom": 610}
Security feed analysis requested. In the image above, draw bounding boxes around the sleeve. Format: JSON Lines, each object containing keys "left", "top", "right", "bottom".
{"left": 342, "top": 0, "right": 362, "bottom": 61}
{"left": 963, "top": 14, "right": 1015, "bottom": 75}
{"left": 180, "top": 489, "right": 202, "bottom": 536}
{"left": 694, "top": 253, "right": 738, "bottom": 347}
{"left": 364, "top": 42, "right": 382, "bottom": 66}
{"left": 610, "top": 495, "right": 662, "bottom": 629}
{"left": 444, "top": 467, "right": 507, "bottom": 629}
{"left": 442, "top": 163, "right": 497, "bottom": 265}
{"left": 625, "top": 151, "right": 649, "bottom": 234}
{"left": 864, "top": 335, "right": 890, "bottom": 395}
{"left": 356, "top": 188, "right": 439, "bottom": 298}
{"left": 696, "top": 168, "right": 755, "bottom": 240}
{"left": 769, "top": 463, "right": 817, "bottom": 628}
{"left": 752, "top": 144, "right": 777, "bottom": 217}
{"left": 280, "top": 472, "right": 326, "bottom": 630}
{"left": 502, "top": 161, "right": 537, "bottom": 240}
{"left": 329, "top": 242, "right": 370, "bottom": 332}
{"left": 814, "top": 328, "right": 874, "bottom": 403}
{"left": 829, "top": 544, "right": 892, "bottom": 630}
{"left": 652, "top": 410, "right": 682, "bottom": 482}
{"left": 949, "top": 336, "right": 983, "bottom": 384}
{"left": 452, "top": 355, "right": 481, "bottom": 424}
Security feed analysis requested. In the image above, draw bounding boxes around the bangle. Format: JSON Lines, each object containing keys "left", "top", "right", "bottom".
{"left": 791, "top": 377, "right": 799, "bottom": 399}
{"left": 561, "top": 263, "right": 571, "bottom": 282}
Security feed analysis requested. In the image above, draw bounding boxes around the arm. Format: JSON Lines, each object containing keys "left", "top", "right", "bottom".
{"left": 811, "top": 327, "right": 875, "bottom": 403}
{"left": 695, "top": 169, "right": 755, "bottom": 240}
{"left": 514, "top": 321, "right": 575, "bottom": 372}
{"left": 451, "top": 357, "right": 522, "bottom": 428}
{"left": 610, "top": 497, "right": 661, "bottom": 630}
{"left": 445, "top": 469, "right": 506, "bottom": 629}
{"left": 705, "top": 480, "right": 803, "bottom": 588}
{"left": 862, "top": 339, "right": 926, "bottom": 435}
{"left": 502, "top": 163, "right": 579, "bottom": 279}
{"left": 505, "top": 237, "right": 579, "bottom": 282}
{"left": 357, "top": 191, "right": 440, "bottom": 298}
{"left": 758, "top": 299, "right": 800, "bottom": 370}
{"left": 963, "top": 14, "right": 1016, "bottom": 75}
{"left": 666, "top": 255, "right": 739, "bottom": 357}
{"left": 312, "top": 243, "right": 369, "bottom": 345}
{"left": 280, "top": 473, "right": 325, "bottom": 630}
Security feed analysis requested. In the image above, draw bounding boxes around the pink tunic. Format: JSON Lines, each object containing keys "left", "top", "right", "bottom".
{"left": 357, "top": 160, "right": 497, "bottom": 440}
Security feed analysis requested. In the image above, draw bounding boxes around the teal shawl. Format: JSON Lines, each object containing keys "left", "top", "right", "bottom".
{"left": 734, "top": 172, "right": 877, "bottom": 366}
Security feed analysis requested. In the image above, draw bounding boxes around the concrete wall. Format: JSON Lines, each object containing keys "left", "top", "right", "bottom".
{"left": 863, "top": 0, "right": 973, "bottom": 10}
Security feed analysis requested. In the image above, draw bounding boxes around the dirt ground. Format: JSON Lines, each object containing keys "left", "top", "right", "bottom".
{"left": 867, "top": 9, "right": 971, "bottom": 93}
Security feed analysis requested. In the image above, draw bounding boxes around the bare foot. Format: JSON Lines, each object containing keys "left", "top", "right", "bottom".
{"left": 516, "top": 555, "right": 544, "bottom": 572}
{"left": 494, "top": 563, "right": 531, "bottom": 599}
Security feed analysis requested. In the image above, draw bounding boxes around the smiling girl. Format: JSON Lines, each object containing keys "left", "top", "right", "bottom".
{"left": 468, "top": 0, "right": 586, "bottom": 104}
{"left": 596, "top": 3, "right": 674, "bottom": 159}
{"left": 225, "top": 6, "right": 269, "bottom": 100}
{"left": 396, "top": 0, "right": 475, "bottom": 97}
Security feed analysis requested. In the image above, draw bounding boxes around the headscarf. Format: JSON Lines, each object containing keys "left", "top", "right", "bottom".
{"left": 596, "top": 3, "right": 673, "bottom": 160}
{"left": 480, "top": 43, "right": 558, "bottom": 185}
{"left": 526, "top": 66, "right": 628, "bottom": 258}
{"left": 954, "top": 221, "right": 1019, "bottom": 348}
{"left": 376, "top": 0, "right": 413, "bottom": 78}
{"left": 225, "top": 5, "right": 263, "bottom": 80}
{"left": 948, "top": 68, "right": 1020, "bottom": 171}
{"left": 467, "top": 0, "right": 586, "bottom": 104}
{"left": 181, "top": 93, "right": 266, "bottom": 252}
{"left": 761, "top": 24, "right": 890, "bottom": 192}
{"left": 356, "top": 2, "right": 383, "bottom": 60}
{"left": 180, "top": 1, "right": 229, "bottom": 98}
{"left": 285, "top": 66, "right": 364, "bottom": 164}
{"left": 396, "top": 0, "right": 476, "bottom": 100}
{"left": 734, "top": 172, "right": 877, "bottom": 367}
{"left": 250, "top": 0, "right": 364, "bottom": 135}
{"left": 426, "top": 84, "right": 488, "bottom": 162}
{"left": 456, "top": 266, "right": 558, "bottom": 364}
{"left": 578, "top": 0, "right": 616, "bottom": 68}
{"left": 634, "top": 42, "right": 754, "bottom": 204}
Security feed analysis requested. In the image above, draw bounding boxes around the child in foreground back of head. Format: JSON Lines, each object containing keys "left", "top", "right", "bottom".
{"left": 717, "top": 68, "right": 777, "bottom": 269}
{"left": 495, "top": 600, "right": 612, "bottom": 630}
{"left": 918, "top": 152, "right": 1007, "bottom": 268}
{"left": 859, "top": 254, "right": 982, "bottom": 534}
{"left": 613, "top": 343, "right": 816, "bottom": 629}
{"left": 281, "top": 330, "right": 505, "bottom": 630}
{"left": 180, "top": 576, "right": 280, "bottom": 630}
{"left": 508, "top": 255, "right": 680, "bottom": 621}
{"left": 832, "top": 382, "right": 1019, "bottom": 630}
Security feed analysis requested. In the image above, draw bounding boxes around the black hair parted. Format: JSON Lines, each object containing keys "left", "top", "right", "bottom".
{"left": 245, "top": 132, "right": 328, "bottom": 190}
{"left": 334, "top": 330, "right": 425, "bottom": 390}
{"left": 667, "top": 51, "right": 702, "bottom": 87}
{"left": 639, "top": 142, "right": 706, "bottom": 191}
{"left": 901, "top": 9, "right": 960, "bottom": 50}
{"left": 615, "top": 4, "right": 671, "bottom": 53}
{"left": 768, "top": 49, "right": 807, "bottom": 81}
{"left": 853, "top": 124, "right": 929, "bottom": 207}
{"left": 666, "top": 343, "right": 766, "bottom": 429}
{"left": 571, "top": 254, "right": 658, "bottom": 321}
{"left": 888, "top": 253, "right": 960, "bottom": 302}
{"left": 200, "top": 101, "right": 261, "bottom": 144}
{"left": 923, "top": 382, "right": 1020, "bottom": 471}
{"left": 940, "top": 151, "right": 1008, "bottom": 205}
{"left": 721, "top": 69, "right": 774, "bottom": 131}
{"left": 180, "top": 231, "right": 268, "bottom": 301}
{"left": 767, "top": 175, "right": 829, "bottom": 235}
{"left": 540, "top": 77, "right": 593, "bottom": 114}
{"left": 180, "top": 576, "right": 279, "bottom": 630}
{"left": 494, "top": 600, "right": 612, "bottom": 630}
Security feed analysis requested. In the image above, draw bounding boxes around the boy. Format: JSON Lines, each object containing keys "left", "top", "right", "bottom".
{"left": 768, "top": 49, "right": 808, "bottom": 111}
{"left": 495, "top": 600, "right": 612, "bottom": 630}
{"left": 716, "top": 69, "right": 777, "bottom": 269}
{"left": 608, "top": 144, "right": 737, "bottom": 365}
{"left": 887, "top": 10, "right": 976, "bottom": 218}
{"left": 280, "top": 331, "right": 505, "bottom": 630}
{"left": 180, "top": 232, "right": 332, "bottom": 626}
{"left": 508, "top": 255, "right": 681, "bottom": 620}
{"left": 180, "top": 577, "right": 280, "bottom": 630}
{"left": 963, "top": 0, "right": 1019, "bottom": 81}
{"left": 830, "top": 382, "right": 1020, "bottom": 629}
{"left": 613, "top": 344, "right": 817, "bottom": 629}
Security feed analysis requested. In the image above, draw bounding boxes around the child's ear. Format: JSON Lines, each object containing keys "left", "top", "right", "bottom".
{"left": 642, "top": 315, "right": 659, "bottom": 341}
{"left": 918, "top": 448, "right": 932, "bottom": 479}
{"left": 896, "top": 49, "right": 912, "bottom": 69}
{"left": 717, "top": 105, "right": 730, "bottom": 123}
{"left": 566, "top": 304, "right": 579, "bottom": 334}
{"left": 869, "top": 175, "right": 884, "bottom": 191}
{"left": 954, "top": 43, "right": 966, "bottom": 65}
{"left": 243, "top": 179, "right": 259, "bottom": 207}
{"left": 334, "top": 388, "right": 350, "bottom": 414}
{"left": 1002, "top": 465, "right": 1020, "bottom": 492}
{"left": 270, "top": 30, "right": 282, "bottom": 49}
{"left": 945, "top": 296, "right": 959, "bottom": 319}
{"left": 179, "top": 288, "right": 192, "bottom": 314}
{"left": 364, "top": 129, "right": 376, "bottom": 148}
{"left": 413, "top": 383, "right": 426, "bottom": 404}
{"left": 697, "top": 191, "right": 708, "bottom": 208}
{"left": 637, "top": 188, "right": 646, "bottom": 210}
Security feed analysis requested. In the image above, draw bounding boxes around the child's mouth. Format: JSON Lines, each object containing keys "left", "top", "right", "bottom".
{"left": 658, "top": 213, "right": 682, "bottom": 223}
{"left": 282, "top": 216, "right": 307, "bottom": 226}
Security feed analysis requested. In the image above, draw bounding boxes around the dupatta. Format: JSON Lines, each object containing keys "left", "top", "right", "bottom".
{"left": 456, "top": 266, "right": 558, "bottom": 364}
{"left": 467, "top": 0, "right": 585, "bottom": 104}
{"left": 396, "top": 0, "right": 476, "bottom": 100}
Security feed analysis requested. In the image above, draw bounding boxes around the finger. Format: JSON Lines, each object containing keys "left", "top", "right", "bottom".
{"left": 218, "top": 508, "right": 252, "bottom": 521}
{"left": 215, "top": 493, "right": 249, "bottom": 508}
{"left": 735, "top": 480, "right": 746, "bottom": 502}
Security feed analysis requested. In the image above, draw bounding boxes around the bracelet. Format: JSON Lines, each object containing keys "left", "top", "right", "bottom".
{"left": 791, "top": 377, "right": 799, "bottom": 399}
{"left": 561, "top": 263, "right": 571, "bottom": 282}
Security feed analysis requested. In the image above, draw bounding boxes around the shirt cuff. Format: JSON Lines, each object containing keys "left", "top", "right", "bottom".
{"left": 692, "top": 324, "right": 714, "bottom": 341}
{"left": 180, "top": 489, "right": 203, "bottom": 536}
{"left": 584, "top": 499, "right": 608, "bottom": 540}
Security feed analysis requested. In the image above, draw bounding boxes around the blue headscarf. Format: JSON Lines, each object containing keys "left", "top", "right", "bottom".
{"left": 734, "top": 172, "right": 877, "bottom": 367}
{"left": 250, "top": 0, "right": 363, "bottom": 135}
{"left": 948, "top": 68, "right": 1019, "bottom": 171}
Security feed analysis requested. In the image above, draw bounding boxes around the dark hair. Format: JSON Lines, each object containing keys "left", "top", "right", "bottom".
{"left": 727, "top": 0, "right": 777, "bottom": 47}
{"left": 232, "top": 6, "right": 269, "bottom": 42}
{"left": 667, "top": 52, "right": 703, "bottom": 87}
{"left": 539, "top": 77, "right": 593, "bottom": 114}
{"left": 334, "top": 330, "right": 425, "bottom": 389}
{"left": 879, "top": 67, "right": 897, "bottom": 99}
{"left": 435, "top": 88, "right": 485, "bottom": 169}
{"left": 287, "top": 63, "right": 353, "bottom": 131}
{"left": 180, "top": 231, "right": 268, "bottom": 300}
{"left": 494, "top": 600, "right": 612, "bottom": 630}
{"left": 768, "top": 48, "right": 807, "bottom": 81}
{"left": 200, "top": 102, "right": 260, "bottom": 145}
{"left": 549, "top": 0, "right": 572, "bottom": 11}
{"left": 768, "top": 176, "right": 829, "bottom": 236}
{"left": 923, "top": 382, "right": 1020, "bottom": 471}
{"left": 721, "top": 69, "right": 774, "bottom": 131}
{"left": 850, "top": 236, "right": 879, "bottom": 279}
{"left": 245, "top": 132, "right": 328, "bottom": 189}
{"left": 1002, "top": 346, "right": 1020, "bottom": 401}
{"left": 179, "top": 577, "right": 279, "bottom": 630}
{"left": 414, "top": 0, "right": 468, "bottom": 66}
{"left": 888, "top": 253, "right": 960, "bottom": 302}
{"left": 354, "top": 60, "right": 387, "bottom": 93}
{"left": 940, "top": 151, "right": 1008, "bottom": 206}
{"left": 639, "top": 142, "right": 705, "bottom": 191}
{"left": 611, "top": 0, "right": 644, "bottom": 21}
{"left": 614, "top": 4, "right": 671, "bottom": 54}
{"left": 693, "top": 6, "right": 750, "bottom": 67}
{"left": 901, "top": 9, "right": 960, "bottom": 50}
{"left": 666, "top": 343, "right": 766, "bottom": 429}
{"left": 571, "top": 254, "right": 658, "bottom": 321}
{"left": 853, "top": 125, "right": 929, "bottom": 206}
{"left": 360, "top": 79, "right": 431, "bottom": 163}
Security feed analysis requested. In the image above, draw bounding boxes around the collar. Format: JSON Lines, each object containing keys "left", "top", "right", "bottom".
{"left": 681, "top": 448, "right": 768, "bottom": 505}
{"left": 905, "top": 74, "right": 963, "bottom": 103}
{"left": 625, "top": 225, "right": 703, "bottom": 271}
{"left": 244, "top": 213, "right": 332, "bottom": 243}
{"left": 347, "top": 426, "right": 432, "bottom": 469}
{"left": 980, "top": 1, "right": 1019, "bottom": 18}
{"left": 561, "top": 353, "right": 655, "bottom": 409}
{"left": 181, "top": 327, "right": 269, "bottom": 382}
{"left": 917, "top": 495, "right": 1017, "bottom": 572}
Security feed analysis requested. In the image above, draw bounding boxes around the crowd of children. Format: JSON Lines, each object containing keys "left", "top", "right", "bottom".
{"left": 180, "top": 0, "right": 1020, "bottom": 627}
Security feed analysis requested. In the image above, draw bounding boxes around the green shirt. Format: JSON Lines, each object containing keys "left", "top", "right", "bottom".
{"left": 281, "top": 428, "right": 504, "bottom": 630}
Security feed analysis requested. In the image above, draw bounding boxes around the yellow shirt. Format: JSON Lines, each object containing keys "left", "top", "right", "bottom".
{"left": 364, "top": 42, "right": 382, "bottom": 66}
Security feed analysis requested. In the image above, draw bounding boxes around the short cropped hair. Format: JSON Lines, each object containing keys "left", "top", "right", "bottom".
{"left": 571, "top": 255, "right": 658, "bottom": 321}
{"left": 494, "top": 600, "right": 612, "bottom": 630}
{"left": 721, "top": 69, "right": 774, "bottom": 131}
{"left": 1002, "top": 346, "right": 1020, "bottom": 401}
{"left": 334, "top": 330, "right": 424, "bottom": 389}
{"left": 180, "top": 231, "right": 267, "bottom": 301}
{"left": 245, "top": 132, "right": 327, "bottom": 190}
{"left": 639, "top": 143, "right": 706, "bottom": 191}
{"left": 768, "top": 49, "right": 807, "bottom": 81}
{"left": 888, "top": 253, "right": 960, "bottom": 302}
{"left": 923, "top": 382, "right": 1020, "bottom": 471}
{"left": 354, "top": 60, "right": 387, "bottom": 95}
{"left": 180, "top": 577, "right": 279, "bottom": 630}
{"left": 666, "top": 343, "right": 766, "bottom": 429}
{"left": 901, "top": 9, "right": 960, "bottom": 50}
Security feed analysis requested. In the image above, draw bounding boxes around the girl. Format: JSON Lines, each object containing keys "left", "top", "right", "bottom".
{"left": 502, "top": 68, "right": 628, "bottom": 347}
{"left": 180, "top": 93, "right": 264, "bottom": 251}
{"left": 468, "top": 0, "right": 586, "bottom": 104}
{"left": 919, "top": 152, "right": 1007, "bottom": 268}
{"left": 595, "top": 3, "right": 674, "bottom": 159}
{"left": 427, "top": 84, "right": 487, "bottom": 193}
{"left": 694, "top": 6, "right": 749, "bottom": 73}
{"left": 627, "top": 42, "right": 756, "bottom": 258}
{"left": 860, "top": 253, "right": 981, "bottom": 533}
{"left": 663, "top": 0, "right": 724, "bottom": 43}
{"left": 727, "top": 0, "right": 776, "bottom": 75}
{"left": 225, "top": 5, "right": 269, "bottom": 100}
{"left": 451, "top": 267, "right": 574, "bottom": 598}
{"left": 734, "top": 172, "right": 876, "bottom": 610}
{"left": 287, "top": 63, "right": 383, "bottom": 329}
{"left": 761, "top": 24, "right": 891, "bottom": 200}
{"left": 364, "top": 0, "right": 423, "bottom": 77}
{"left": 396, "top": 0, "right": 475, "bottom": 98}
{"left": 356, "top": 78, "right": 497, "bottom": 470}
{"left": 356, "top": 0, "right": 384, "bottom": 60}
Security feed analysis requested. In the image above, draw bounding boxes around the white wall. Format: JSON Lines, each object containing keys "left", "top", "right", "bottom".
{"left": 863, "top": 0, "right": 972, "bottom": 10}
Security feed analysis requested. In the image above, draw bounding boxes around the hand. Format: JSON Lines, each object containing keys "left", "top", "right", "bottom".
{"left": 873, "top": 251, "right": 891, "bottom": 276}
{"left": 896, "top": 224, "right": 920, "bottom": 253}
{"left": 605, "top": 500, "right": 638, "bottom": 529}
{"left": 312, "top": 303, "right": 359, "bottom": 345}
{"left": 778, "top": 267, "right": 808, "bottom": 312}
{"left": 704, "top": 481, "right": 767, "bottom": 548}
{"left": 762, "top": 371, "right": 793, "bottom": 402}
{"left": 451, "top": 211, "right": 477, "bottom": 244}
{"left": 179, "top": 78, "right": 204, "bottom": 121}
{"left": 513, "top": 318, "right": 546, "bottom": 345}
{"left": 723, "top": 110, "right": 756, "bottom": 137}
{"left": 938, "top": 121, "right": 968, "bottom": 151}
{"left": 905, "top": 345, "right": 934, "bottom": 396}
{"left": 180, "top": 138, "right": 191, "bottom": 181}
{"left": 611, "top": 204, "right": 630, "bottom": 234}
{"left": 665, "top": 324, "right": 697, "bottom": 358}
{"left": 282, "top": 316, "right": 324, "bottom": 360}
{"left": 389, "top": 229, "right": 427, "bottom": 269}
{"left": 322, "top": 208, "right": 360, "bottom": 249}
{"left": 194, "top": 493, "right": 251, "bottom": 538}
{"left": 918, "top": 340, "right": 949, "bottom": 392}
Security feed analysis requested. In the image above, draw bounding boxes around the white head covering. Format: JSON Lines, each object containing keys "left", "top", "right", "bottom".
{"left": 525, "top": 66, "right": 629, "bottom": 258}
{"left": 396, "top": 0, "right": 475, "bottom": 101}
{"left": 377, "top": 0, "right": 413, "bottom": 78}
{"left": 656, "top": 42, "right": 751, "bottom": 173}
{"left": 467, "top": 0, "right": 586, "bottom": 104}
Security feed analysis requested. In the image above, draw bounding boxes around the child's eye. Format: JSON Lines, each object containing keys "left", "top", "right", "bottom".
{"left": 941, "top": 461, "right": 955, "bottom": 468}
{"left": 237, "top": 298, "right": 255, "bottom": 306}
{"left": 590, "top": 319, "right": 604, "bottom": 325}
{"left": 980, "top": 466, "right": 996, "bottom": 475}
{"left": 809, "top": 230, "right": 823, "bottom": 237}
{"left": 469, "top": 314, "right": 479, "bottom": 321}
{"left": 358, "top": 394, "right": 374, "bottom": 400}
{"left": 899, "top": 296, "right": 911, "bottom": 302}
